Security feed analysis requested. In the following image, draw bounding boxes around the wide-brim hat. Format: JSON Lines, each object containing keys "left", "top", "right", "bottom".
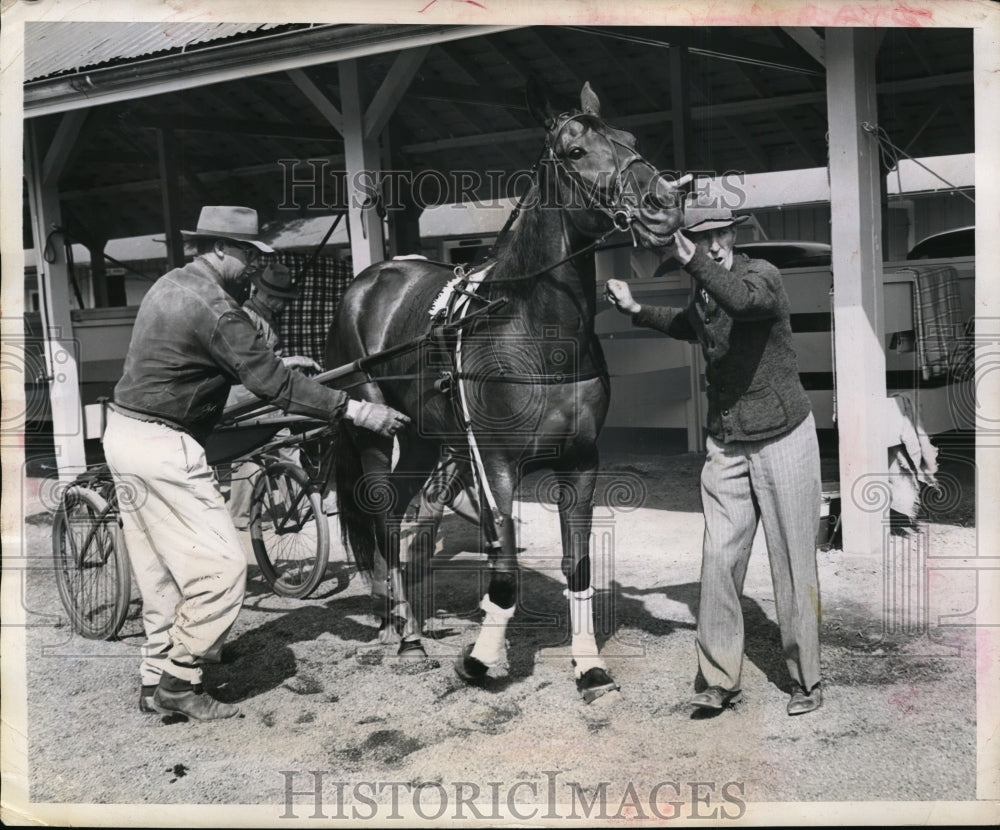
{"left": 683, "top": 205, "right": 750, "bottom": 233}
{"left": 180, "top": 206, "right": 274, "bottom": 253}
{"left": 253, "top": 263, "right": 298, "bottom": 299}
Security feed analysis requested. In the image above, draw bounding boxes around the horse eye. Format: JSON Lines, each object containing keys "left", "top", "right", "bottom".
{"left": 566, "top": 147, "right": 586, "bottom": 160}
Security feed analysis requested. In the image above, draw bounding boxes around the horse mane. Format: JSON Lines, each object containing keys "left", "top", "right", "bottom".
{"left": 486, "top": 185, "right": 550, "bottom": 301}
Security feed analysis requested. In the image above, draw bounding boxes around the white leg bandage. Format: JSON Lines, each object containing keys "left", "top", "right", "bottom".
{"left": 469, "top": 595, "right": 516, "bottom": 667}
{"left": 569, "top": 587, "right": 606, "bottom": 677}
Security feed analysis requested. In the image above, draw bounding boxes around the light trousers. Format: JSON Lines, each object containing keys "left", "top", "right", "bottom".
{"left": 103, "top": 410, "right": 247, "bottom": 686}
{"left": 697, "top": 412, "right": 822, "bottom": 693}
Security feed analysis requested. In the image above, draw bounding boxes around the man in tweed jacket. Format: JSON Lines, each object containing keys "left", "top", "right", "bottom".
{"left": 606, "top": 205, "right": 823, "bottom": 716}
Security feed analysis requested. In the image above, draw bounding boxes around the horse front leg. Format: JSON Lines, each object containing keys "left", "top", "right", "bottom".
{"left": 558, "top": 451, "right": 620, "bottom": 703}
{"left": 455, "top": 462, "right": 517, "bottom": 682}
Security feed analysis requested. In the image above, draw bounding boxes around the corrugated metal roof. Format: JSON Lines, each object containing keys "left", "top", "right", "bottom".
{"left": 24, "top": 22, "right": 293, "bottom": 82}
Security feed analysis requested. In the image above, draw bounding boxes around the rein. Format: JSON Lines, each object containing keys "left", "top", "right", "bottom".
{"left": 460, "top": 110, "right": 668, "bottom": 286}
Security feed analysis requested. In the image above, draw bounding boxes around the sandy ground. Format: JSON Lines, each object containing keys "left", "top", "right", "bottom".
{"left": 10, "top": 445, "right": 984, "bottom": 820}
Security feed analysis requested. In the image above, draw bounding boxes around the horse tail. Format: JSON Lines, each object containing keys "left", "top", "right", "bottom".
{"left": 334, "top": 430, "right": 377, "bottom": 575}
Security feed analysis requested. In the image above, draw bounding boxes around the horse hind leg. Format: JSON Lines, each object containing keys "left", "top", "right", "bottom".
{"left": 358, "top": 442, "right": 428, "bottom": 658}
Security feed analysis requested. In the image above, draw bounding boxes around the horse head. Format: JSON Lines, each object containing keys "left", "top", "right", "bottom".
{"left": 526, "top": 80, "right": 687, "bottom": 247}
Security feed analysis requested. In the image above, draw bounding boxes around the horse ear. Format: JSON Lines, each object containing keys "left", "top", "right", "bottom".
{"left": 526, "top": 77, "right": 559, "bottom": 129}
{"left": 580, "top": 82, "right": 601, "bottom": 117}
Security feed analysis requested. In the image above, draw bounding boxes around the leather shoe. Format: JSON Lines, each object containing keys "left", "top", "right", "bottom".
{"left": 787, "top": 683, "right": 823, "bottom": 715}
{"left": 151, "top": 683, "right": 241, "bottom": 721}
{"left": 139, "top": 684, "right": 159, "bottom": 713}
{"left": 689, "top": 686, "right": 742, "bottom": 710}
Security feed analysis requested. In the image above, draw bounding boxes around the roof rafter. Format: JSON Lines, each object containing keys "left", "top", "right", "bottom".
{"left": 287, "top": 68, "right": 343, "bottom": 133}
{"left": 778, "top": 27, "right": 825, "bottom": 68}
{"left": 567, "top": 26, "right": 825, "bottom": 76}
{"left": 736, "top": 63, "right": 821, "bottom": 167}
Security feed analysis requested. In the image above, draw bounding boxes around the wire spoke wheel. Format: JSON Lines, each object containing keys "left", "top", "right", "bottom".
{"left": 249, "top": 461, "right": 329, "bottom": 598}
{"left": 51, "top": 485, "right": 130, "bottom": 639}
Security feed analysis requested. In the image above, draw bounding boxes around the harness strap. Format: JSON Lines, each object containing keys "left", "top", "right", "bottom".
{"left": 451, "top": 367, "right": 608, "bottom": 384}
{"left": 454, "top": 317, "right": 503, "bottom": 526}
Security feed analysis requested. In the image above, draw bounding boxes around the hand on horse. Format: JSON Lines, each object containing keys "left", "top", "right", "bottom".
{"left": 282, "top": 354, "right": 321, "bottom": 375}
{"left": 346, "top": 399, "right": 411, "bottom": 437}
{"left": 604, "top": 279, "right": 642, "bottom": 315}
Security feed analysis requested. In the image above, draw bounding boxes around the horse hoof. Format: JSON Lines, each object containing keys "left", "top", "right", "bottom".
{"left": 454, "top": 644, "right": 489, "bottom": 683}
{"left": 576, "top": 667, "right": 620, "bottom": 704}
{"left": 397, "top": 639, "right": 427, "bottom": 658}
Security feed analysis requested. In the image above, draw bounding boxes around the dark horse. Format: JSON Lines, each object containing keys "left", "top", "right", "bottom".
{"left": 325, "top": 82, "right": 685, "bottom": 701}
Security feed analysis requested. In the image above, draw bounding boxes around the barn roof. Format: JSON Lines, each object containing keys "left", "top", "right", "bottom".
{"left": 21, "top": 23, "right": 975, "bottom": 247}
{"left": 24, "top": 22, "right": 304, "bottom": 82}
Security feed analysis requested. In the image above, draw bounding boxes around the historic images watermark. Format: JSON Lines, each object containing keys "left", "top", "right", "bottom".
{"left": 277, "top": 160, "right": 751, "bottom": 213}
{"left": 1, "top": 319, "right": 82, "bottom": 441}
{"left": 278, "top": 771, "right": 747, "bottom": 821}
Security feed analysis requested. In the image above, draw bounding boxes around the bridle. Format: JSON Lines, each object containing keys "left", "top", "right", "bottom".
{"left": 471, "top": 111, "right": 679, "bottom": 284}
{"left": 545, "top": 111, "right": 674, "bottom": 240}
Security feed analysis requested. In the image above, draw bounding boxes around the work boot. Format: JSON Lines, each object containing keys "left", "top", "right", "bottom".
{"left": 151, "top": 672, "right": 241, "bottom": 721}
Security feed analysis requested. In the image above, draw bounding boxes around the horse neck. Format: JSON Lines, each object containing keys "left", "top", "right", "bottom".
{"left": 489, "top": 187, "right": 599, "bottom": 342}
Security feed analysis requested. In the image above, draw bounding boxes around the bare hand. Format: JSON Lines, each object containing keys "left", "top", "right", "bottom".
{"left": 605, "top": 279, "right": 642, "bottom": 315}
{"left": 672, "top": 229, "right": 697, "bottom": 265}
{"left": 282, "top": 354, "right": 321, "bottom": 374}
{"left": 346, "top": 400, "right": 411, "bottom": 437}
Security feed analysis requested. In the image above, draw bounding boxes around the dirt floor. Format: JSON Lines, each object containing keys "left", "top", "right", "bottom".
{"left": 9, "top": 441, "right": 985, "bottom": 821}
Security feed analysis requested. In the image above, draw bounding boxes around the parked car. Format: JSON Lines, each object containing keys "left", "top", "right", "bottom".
{"left": 734, "top": 241, "right": 832, "bottom": 268}
{"left": 906, "top": 226, "right": 975, "bottom": 260}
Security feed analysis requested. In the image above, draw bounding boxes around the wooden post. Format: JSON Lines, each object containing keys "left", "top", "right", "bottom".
{"left": 157, "top": 128, "right": 186, "bottom": 269}
{"left": 669, "top": 43, "right": 705, "bottom": 453}
{"left": 25, "top": 121, "right": 87, "bottom": 479}
{"left": 826, "top": 29, "right": 886, "bottom": 556}
{"left": 669, "top": 44, "right": 693, "bottom": 173}
{"left": 340, "top": 59, "right": 385, "bottom": 271}
{"left": 386, "top": 119, "right": 423, "bottom": 258}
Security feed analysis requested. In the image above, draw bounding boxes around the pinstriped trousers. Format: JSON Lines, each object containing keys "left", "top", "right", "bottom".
{"left": 697, "top": 411, "right": 822, "bottom": 693}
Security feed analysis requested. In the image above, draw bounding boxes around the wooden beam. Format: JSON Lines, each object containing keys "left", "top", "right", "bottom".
{"left": 878, "top": 70, "right": 972, "bottom": 95}
{"left": 736, "top": 63, "right": 821, "bottom": 167}
{"left": 126, "top": 113, "right": 341, "bottom": 142}
{"left": 670, "top": 45, "right": 693, "bottom": 171}
{"left": 408, "top": 79, "right": 524, "bottom": 112}
{"left": 24, "top": 120, "right": 87, "bottom": 478}
{"left": 899, "top": 31, "right": 973, "bottom": 153}
{"left": 26, "top": 24, "right": 511, "bottom": 119}
{"left": 480, "top": 31, "right": 540, "bottom": 91}
{"left": 826, "top": 28, "right": 887, "bottom": 557}
{"left": 42, "top": 109, "right": 89, "bottom": 185}
{"left": 364, "top": 46, "right": 430, "bottom": 140}
{"left": 581, "top": 30, "right": 662, "bottom": 111}
{"left": 400, "top": 69, "right": 970, "bottom": 157}
{"left": 287, "top": 68, "right": 344, "bottom": 135}
{"left": 528, "top": 29, "right": 586, "bottom": 94}
{"left": 156, "top": 129, "right": 186, "bottom": 269}
{"left": 59, "top": 154, "right": 347, "bottom": 202}
{"left": 569, "top": 26, "right": 825, "bottom": 76}
{"left": 779, "top": 27, "right": 826, "bottom": 68}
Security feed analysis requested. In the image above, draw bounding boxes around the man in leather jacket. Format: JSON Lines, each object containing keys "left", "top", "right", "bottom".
{"left": 103, "top": 206, "right": 409, "bottom": 721}
{"left": 606, "top": 204, "right": 823, "bottom": 716}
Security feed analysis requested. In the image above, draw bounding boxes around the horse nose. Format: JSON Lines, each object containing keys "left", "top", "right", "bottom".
{"left": 642, "top": 176, "right": 680, "bottom": 213}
